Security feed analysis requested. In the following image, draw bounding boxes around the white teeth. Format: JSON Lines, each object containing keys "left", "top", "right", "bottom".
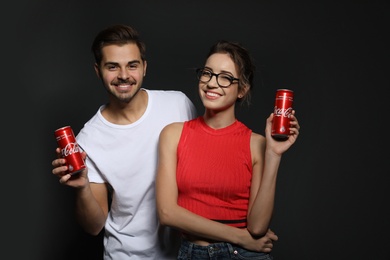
{"left": 206, "top": 91, "right": 219, "bottom": 97}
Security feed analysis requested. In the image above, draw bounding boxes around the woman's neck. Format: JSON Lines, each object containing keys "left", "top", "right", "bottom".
{"left": 203, "top": 108, "right": 236, "bottom": 129}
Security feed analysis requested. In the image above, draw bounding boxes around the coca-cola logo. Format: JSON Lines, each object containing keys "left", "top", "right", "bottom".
{"left": 274, "top": 106, "right": 293, "bottom": 117}
{"left": 61, "top": 142, "right": 81, "bottom": 157}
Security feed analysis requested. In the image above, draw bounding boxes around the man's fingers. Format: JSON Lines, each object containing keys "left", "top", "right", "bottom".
{"left": 59, "top": 174, "right": 71, "bottom": 184}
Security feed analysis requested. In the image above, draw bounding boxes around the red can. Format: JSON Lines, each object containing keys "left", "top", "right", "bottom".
{"left": 54, "top": 126, "right": 86, "bottom": 175}
{"left": 271, "top": 89, "right": 294, "bottom": 140}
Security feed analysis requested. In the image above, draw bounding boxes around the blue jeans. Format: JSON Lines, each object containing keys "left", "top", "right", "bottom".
{"left": 177, "top": 239, "right": 273, "bottom": 260}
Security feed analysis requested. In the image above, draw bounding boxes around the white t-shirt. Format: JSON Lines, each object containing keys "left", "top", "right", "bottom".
{"left": 76, "top": 89, "right": 197, "bottom": 259}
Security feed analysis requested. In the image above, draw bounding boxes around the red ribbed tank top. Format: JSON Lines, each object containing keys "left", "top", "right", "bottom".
{"left": 177, "top": 116, "right": 252, "bottom": 228}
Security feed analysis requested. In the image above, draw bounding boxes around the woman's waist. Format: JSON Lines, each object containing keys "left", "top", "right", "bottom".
{"left": 182, "top": 233, "right": 221, "bottom": 246}
{"left": 181, "top": 225, "right": 246, "bottom": 246}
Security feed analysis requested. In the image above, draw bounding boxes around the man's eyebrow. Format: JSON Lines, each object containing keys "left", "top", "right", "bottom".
{"left": 103, "top": 60, "right": 141, "bottom": 66}
{"left": 128, "top": 60, "right": 141, "bottom": 65}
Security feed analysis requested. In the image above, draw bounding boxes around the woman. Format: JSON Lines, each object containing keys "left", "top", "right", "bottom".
{"left": 156, "top": 40, "right": 300, "bottom": 259}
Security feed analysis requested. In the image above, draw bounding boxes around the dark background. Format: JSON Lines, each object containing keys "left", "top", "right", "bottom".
{"left": 4, "top": 1, "right": 389, "bottom": 259}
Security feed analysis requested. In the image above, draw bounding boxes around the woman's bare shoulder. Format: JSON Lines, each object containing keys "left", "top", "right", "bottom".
{"left": 250, "top": 132, "right": 265, "bottom": 144}
{"left": 250, "top": 132, "right": 266, "bottom": 157}
{"left": 160, "top": 122, "right": 185, "bottom": 140}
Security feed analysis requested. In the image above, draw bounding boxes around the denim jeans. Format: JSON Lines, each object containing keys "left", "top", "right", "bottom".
{"left": 177, "top": 239, "right": 273, "bottom": 260}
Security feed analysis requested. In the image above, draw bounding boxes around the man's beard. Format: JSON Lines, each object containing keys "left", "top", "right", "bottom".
{"left": 107, "top": 84, "right": 141, "bottom": 104}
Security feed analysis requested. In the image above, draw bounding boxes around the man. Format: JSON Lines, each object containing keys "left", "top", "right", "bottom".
{"left": 51, "top": 24, "right": 197, "bottom": 259}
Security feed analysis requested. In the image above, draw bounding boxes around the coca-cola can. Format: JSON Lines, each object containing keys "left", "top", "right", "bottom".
{"left": 271, "top": 89, "right": 294, "bottom": 140}
{"left": 54, "top": 126, "right": 86, "bottom": 175}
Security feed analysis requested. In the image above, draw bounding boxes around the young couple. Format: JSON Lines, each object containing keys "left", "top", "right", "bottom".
{"left": 52, "top": 24, "right": 300, "bottom": 259}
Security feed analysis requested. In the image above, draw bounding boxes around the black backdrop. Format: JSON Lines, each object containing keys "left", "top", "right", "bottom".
{"left": 5, "top": 1, "right": 390, "bottom": 259}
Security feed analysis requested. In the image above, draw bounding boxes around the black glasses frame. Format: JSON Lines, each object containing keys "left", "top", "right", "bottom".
{"left": 196, "top": 68, "right": 239, "bottom": 88}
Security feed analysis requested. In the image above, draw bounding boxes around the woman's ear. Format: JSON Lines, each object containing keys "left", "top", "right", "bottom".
{"left": 238, "top": 84, "right": 250, "bottom": 99}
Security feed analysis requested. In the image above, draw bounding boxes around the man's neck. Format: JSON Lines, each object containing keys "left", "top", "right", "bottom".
{"left": 102, "top": 89, "right": 148, "bottom": 125}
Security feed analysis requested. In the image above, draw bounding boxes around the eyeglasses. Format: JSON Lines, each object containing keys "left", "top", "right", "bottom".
{"left": 196, "top": 68, "right": 239, "bottom": 88}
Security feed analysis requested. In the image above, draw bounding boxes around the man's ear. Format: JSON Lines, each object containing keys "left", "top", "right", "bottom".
{"left": 94, "top": 63, "right": 101, "bottom": 78}
{"left": 143, "top": 60, "right": 147, "bottom": 77}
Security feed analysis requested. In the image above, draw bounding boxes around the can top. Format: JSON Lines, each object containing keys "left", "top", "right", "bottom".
{"left": 54, "top": 125, "right": 71, "bottom": 132}
{"left": 276, "top": 88, "right": 293, "bottom": 92}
